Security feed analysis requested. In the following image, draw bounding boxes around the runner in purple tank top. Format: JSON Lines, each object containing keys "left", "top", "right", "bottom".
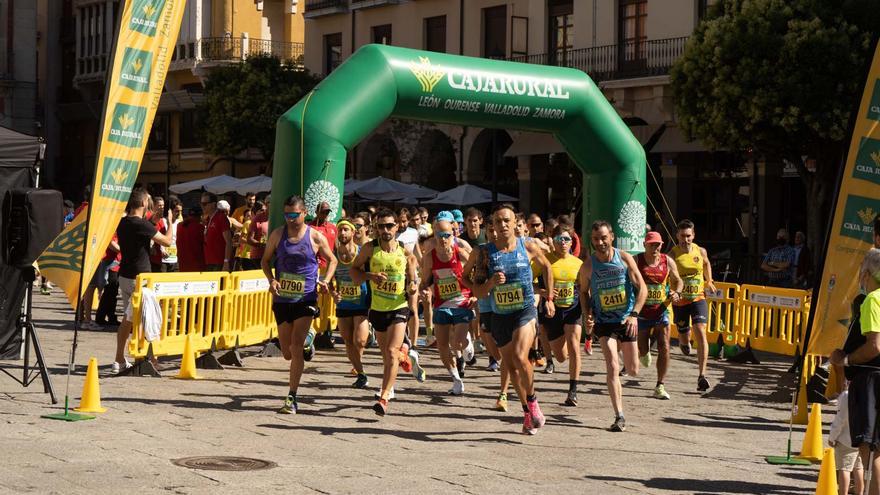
{"left": 262, "top": 195, "right": 337, "bottom": 414}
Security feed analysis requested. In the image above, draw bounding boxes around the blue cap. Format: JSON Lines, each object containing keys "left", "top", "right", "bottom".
{"left": 436, "top": 210, "right": 455, "bottom": 223}
{"left": 451, "top": 209, "right": 464, "bottom": 222}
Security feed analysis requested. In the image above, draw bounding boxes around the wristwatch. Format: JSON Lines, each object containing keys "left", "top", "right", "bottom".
{"left": 628, "top": 311, "right": 639, "bottom": 318}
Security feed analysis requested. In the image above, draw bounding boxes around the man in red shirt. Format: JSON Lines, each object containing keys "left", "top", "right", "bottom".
{"left": 177, "top": 207, "right": 205, "bottom": 272}
{"left": 247, "top": 197, "right": 270, "bottom": 270}
{"left": 202, "top": 192, "right": 232, "bottom": 271}
{"left": 310, "top": 201, "right": 338, "bottom": 345}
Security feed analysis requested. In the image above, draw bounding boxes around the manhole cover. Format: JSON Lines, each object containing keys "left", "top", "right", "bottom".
{"left": 172, "top": 456, "right": 276, "bottom": 472}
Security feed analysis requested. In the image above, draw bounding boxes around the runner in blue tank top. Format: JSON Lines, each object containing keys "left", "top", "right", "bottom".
{"left": 262, "top": 195, "right": 337, "bottom": 415}
{"left": 331, "top": 219, "right": 372, "bottom": 389}
{"left": 577, "top": 220, "right": 647, "bottom": 432}
{"left": 465, "top": 203, "right": 554, "bottom": 435}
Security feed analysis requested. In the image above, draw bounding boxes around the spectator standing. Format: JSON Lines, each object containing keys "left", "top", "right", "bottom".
{"left": 149, "top": 196, "right": 168, "bottom": 272}
{"left": 177, "top": 207, "right": 205, "bottom": 272}
{"left": 827, "top": 387, "right": 864, "bottom": 495}
{"left": 760, "top": 228, "right": 795, "bottom": 287}
{"left": 793, "top": 231, "right": 812, "bottom": 288}
{"left": 234, "top": 209, "right": 254, "bottom": 270}
{"left": 95, "top": 233, "right": 121, "bottom": 327}
{"left": 112, "top": 189, "right": 172, "bottom": 372}
{"left": 202, "top": 192, "right": 232, "bottom": 271}
{"left": 232, "top": 192, "right": 257, "bottom": 224}
{"left": 161, "top": 196, "right": 182, "bottom": 272}
{"left": 247, "top": 198, "right": 270, "bottom": 270}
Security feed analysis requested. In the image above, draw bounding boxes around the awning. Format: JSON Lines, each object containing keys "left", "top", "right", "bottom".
{"left": 651, "top": 126, "right": 707, "bottom": 153}
{"left": 157, "top": 90, "right": 205, "bottom": 113}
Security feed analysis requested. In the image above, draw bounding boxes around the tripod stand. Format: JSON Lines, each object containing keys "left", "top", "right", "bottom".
{"left": 0, "top": 267, "right": 57, "bottom": 403}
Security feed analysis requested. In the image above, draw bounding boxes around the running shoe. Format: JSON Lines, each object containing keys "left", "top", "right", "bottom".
{"left": 456, "top": 356, "right": 466, "bottom": 378}
{"left": 639, "top": 352, "right": 652, "bottom": 368}
{"left": 111, "top": 360, "right": 132, "bottom": 373}
{"left": 679, "top": 337, "right": 692, "bottom": 356}
{"left": 475, "top": 340, "right": 485, "bottom": 354}
{"left": 535, "top": 355, "right": 547, "bottom": 368}
{"left": 303, "top": 342, "right": 315, "bottom": 362}
{"left": 40, "top": 285, "right": 50, "bottom": 295}
{"left": 619, "top": 367, "right": 628, "bottom": 377}
{"left": 398, "top": 344, "right": 412, "bottom": 373}
{"left": 584, "top": 338, "right": 593, "bottom": 355}
{"left": 353, "top": 374, "right": 369, "bottom": 389}
{"left": 495, "top": 393, "right": 508, "bottom": 412}
{"left": 522, "top": 412, "right": 537, "bottom": 435}
{"left": 449, "top": 378, "right": 464, "bottom": 396}
{"left": 564, "top": 390, "right": 578, "bottom": 407}
{"left": 278, "top": 395, "right": 297, "bottom": 414}
{"left": 697, "top": 375, "right": 710, "bottom": 392}
{"left": 464, "top": 339, "right": 476, "bottom": 365}
{"left": 527, "top": 399, "right": 546, "bottom": 429}
{"left": 654, "top": 384, "right": 670, "bottom": 400}
{"left": 373, "top": 398, "right": 388, "bottom": 416}
{"left": 409, "top": 348, "right": 426, "bottom": 382}
{"left": 426, "top": 337, "right": 438, "bottom": 348}
{"left": 367, "top": 329, "right": 378, "bottom": 348}
{"left": 543, "top": 361, "right": 555, "bottom": 374}
{"left": 610, "top": 415, "right": 626, "bottom": 432}
{"left": 374, "top": 387, "right": 395, "bottom": 400}
{"left": 486, "top": 358, "right": 500, "bottom": 372}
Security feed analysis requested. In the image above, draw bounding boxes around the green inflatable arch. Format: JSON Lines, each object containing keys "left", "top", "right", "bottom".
{"left": 272, "top": 44, "right": 646, "bottom": 251}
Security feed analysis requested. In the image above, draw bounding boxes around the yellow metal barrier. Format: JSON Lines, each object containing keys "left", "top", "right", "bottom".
{"left": 736, "top": 284, "right": 810, "bottom": 356}
{"left": 225, "top": 270, "right": 277, "bottom": 349}
{"left": 129, "top": 271, "right": 230, "bottom": 359}
{"left": 670, "top": 282, "right": 739, "bottom": 342}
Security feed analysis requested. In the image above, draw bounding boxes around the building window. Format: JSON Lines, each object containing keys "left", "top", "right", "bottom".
{"left": 424, "top": 16, "right": 446, "bottom": 53}
{"left": 372, "top": 24, "right": 392, "bottom": 45}
{"left": 179, "top": 110, "right": 201, "bottom": 149}
{"left": 147, "top": 114, "right": 169, "bottom": 151}
{"left": 697, "top": 0, "right": 709, "bottom": 20}
{"left": 324, "top": 32, "right": 342, "bottom": 74}
{"left": 618, "top": 0, "right": 648, "bottom": 71}
{"left": 482, "top": 5, "right": 507, "bottom": 59}
{"left": 548, "top": 0, "right": 573, "bottom": 66}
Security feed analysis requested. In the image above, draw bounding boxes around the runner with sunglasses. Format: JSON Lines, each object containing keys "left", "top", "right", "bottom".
{"left": 535, "top": 224, "right": 584, "bottom": 406}
{"left": 419, "top": 216, "right": 474, "bottom": 396}
{"left": 332, "top": 219, "right": 372, "bottom": 389}
{"left": 350, "top": 208, "right": 425, "bottom": 416}
{"left": 636, "top": 231, "right": 683, "bottom": 400}
{"left": 352, "top": 212, "right": 372, "bottom": 247}
{"left": 465, "top": 203, "right": 555, "bottom": 435}
{"left": 262, "top": 195, "right": 337, "bottom": 414}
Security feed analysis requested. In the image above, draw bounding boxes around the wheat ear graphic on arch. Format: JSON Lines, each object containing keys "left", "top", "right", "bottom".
{"left": 410, "top": 57, "right": 445, "bottom": 93}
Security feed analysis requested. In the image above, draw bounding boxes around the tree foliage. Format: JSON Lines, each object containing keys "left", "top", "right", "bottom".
{"left": 201, "top": 55, "right": 320, "bottom": 163}
{"left": 671, "top": 0, "right": 880, "bottom": 256}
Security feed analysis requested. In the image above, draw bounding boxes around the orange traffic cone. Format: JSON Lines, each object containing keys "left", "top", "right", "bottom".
{"left": 174, "top": 334, "right": 201, "bottom": 380}
{"left": 798, "top": 403, "right": 824, "bottom": 462}
{"left": 814, "top": 447, "right": 838, "bottom": 494}
{"left": 74, "top": 357, "right": 106, "bottom": 413}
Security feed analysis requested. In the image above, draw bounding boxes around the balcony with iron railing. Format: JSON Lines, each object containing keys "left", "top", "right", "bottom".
{"left": 304, "top": 0, "right": 348, "bottom": 18}
{"left": 199, "top": 37, "right": 305, "bottom": 66}
{"left": 507, "top": 36, "right": 689, "bottom": 83}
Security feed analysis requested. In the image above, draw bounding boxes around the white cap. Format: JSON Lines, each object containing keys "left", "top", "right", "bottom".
{"left": 217, "top": 200, "right": 231, "bottom": 211}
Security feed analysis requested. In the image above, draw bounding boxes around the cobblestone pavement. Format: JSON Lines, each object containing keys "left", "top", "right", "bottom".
{"left": 0, "top": 291, "right": 818, "bottom": 494}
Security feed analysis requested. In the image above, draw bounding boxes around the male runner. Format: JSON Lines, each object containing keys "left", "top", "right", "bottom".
{"left": 351, "top": 208, "right": 425, "bottom": 416}
{"left": 262, "top": 195, "right": 337, "bottom": 414}
{"left": 419, "top": 219, "right": 474, "bottom": 395}
{"left": 353, "top": 212, "right": 372, "bottom": 247}
{"left": 310, "top": 201, "right": 338, "bottom": 349}
{"left": 465, "top": 203, "right": 554, "bottom": 435}
{"left": 636, "top": 231, "right": 683, "bottom": 400}
{"left": 332, "top": 219, "right": 371, "bottom": 388}
{"left": 670, "top": 219, "right": 717, "bottom": 392}
{"left": 578, "top": 220, "right": 647, "bottom": 431}
{"left": 538, "top": 224, "right": 584, "bottom": 406}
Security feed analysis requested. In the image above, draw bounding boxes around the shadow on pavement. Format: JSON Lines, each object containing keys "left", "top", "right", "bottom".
{"left": 257, "top": 422, "right": 524, "bottom": 444}
{"left": 585, "top": 474, "right": 808, "bottom": 494}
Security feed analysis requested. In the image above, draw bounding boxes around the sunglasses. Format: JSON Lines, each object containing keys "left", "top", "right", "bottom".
{"left": 353, "top": 223, "right": 365, "bottom": 229}
{"left": 555, "top": 236, "right": 572, "bottom": 243}
{"left": 377, "top": 222, "right": 396, "bottom": 230}
{"left": 436, "top": 231, "right": 453, "bottom": 239}
{"left": 284, "top": 212, "right": 303, "bottom": 220}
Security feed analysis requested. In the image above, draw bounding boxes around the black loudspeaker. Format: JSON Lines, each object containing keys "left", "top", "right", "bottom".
{"left": 3, "top": 188, "right": 64, "bottom": 267}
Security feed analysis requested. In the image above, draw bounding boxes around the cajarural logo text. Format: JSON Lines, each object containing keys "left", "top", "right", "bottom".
{"left": 409, "top": 57, "right": 570, "bottom": 100}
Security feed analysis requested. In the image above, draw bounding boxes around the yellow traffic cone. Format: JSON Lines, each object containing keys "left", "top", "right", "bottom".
{"left": 814, "top": 447, "right": 838, "bottom": 495}
{"left": 793, "top": 381, "right": 809, "bottom": 425}
{"left": 174, "top": 334, "right": 201, "bottom": 380}
{"left": 798, "top": 403, "right": 824, "bottom": 461}
{"left": 74, "top": 357, "right": 107, "bottom": 413}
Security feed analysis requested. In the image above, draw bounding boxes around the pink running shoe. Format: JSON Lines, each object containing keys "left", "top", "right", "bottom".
{"left": 584, "top": 338, "right": 593, "bottom": 355}
{"left": 522, "top": 412, "right": 537, "bottom": 435}
{"left": 528, "top": 399, "right": 546, "bottom": 429}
